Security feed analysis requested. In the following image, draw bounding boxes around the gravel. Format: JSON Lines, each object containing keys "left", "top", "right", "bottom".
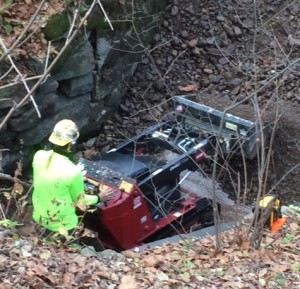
{"left": 94, "top": 0, "right": 300, "bottom": 203}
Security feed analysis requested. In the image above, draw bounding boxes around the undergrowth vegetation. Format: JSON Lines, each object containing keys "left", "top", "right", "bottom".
{"left": 0, "top": 3, "right": 299, "bottom": 288}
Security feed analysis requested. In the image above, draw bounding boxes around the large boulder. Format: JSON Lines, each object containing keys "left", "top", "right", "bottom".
{"left": 0, "top": 0, "right": 167, "bottom": 173}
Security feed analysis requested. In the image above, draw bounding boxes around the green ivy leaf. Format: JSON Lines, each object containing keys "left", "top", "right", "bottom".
{"left": 259, "top": 278, "right": 266, "bottom": 286}
{"left": 290, "top": 263, "right": 299, "bottom": 273}
{"left": 281, "top": 233, "right": 294, "bottom": 244}
{"left": 4, "top": 23, "right": 13, "bottom": 34}
{"left": 40, "top": 251, "right": 51, "bottom": 260}
{"left": 79, "top": 4, "right": 88, "bottom": 13}
{"left": 181, "top": 271, "right": 190, "bottom": 282}
{"left": 185, "top": 261, "right": 195, "bottom": 268}
{"left": 0, "top": 219, "right": 20, "bottom": 228}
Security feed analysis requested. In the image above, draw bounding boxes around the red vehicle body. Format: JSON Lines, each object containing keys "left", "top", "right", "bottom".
{"left": 79, "top": 95, "right": 260, "bottom": 251}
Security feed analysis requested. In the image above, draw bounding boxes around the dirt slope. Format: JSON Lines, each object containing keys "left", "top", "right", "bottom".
{"left": 109, "top": 0, "right": 300, "bottom": 203}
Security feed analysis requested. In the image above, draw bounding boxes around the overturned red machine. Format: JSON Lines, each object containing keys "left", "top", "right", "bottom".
{"left": 79, "top": 95, "right": 260, "bottom": 251}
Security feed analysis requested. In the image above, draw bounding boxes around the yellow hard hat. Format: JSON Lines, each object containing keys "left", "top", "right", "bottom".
{"left": 48, "top": 119, "right": 79, "bottom": 146}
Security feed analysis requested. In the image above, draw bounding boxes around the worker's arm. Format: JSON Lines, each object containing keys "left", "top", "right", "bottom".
{"left": 84, "top": 177, "right": 116, "bottom": 202}
{"left": 81, "top": 194, "right": 99, "bottom": 205}
{"left": 79, "top": 188, "right": 115, "bottom": 205}
{"left": 69, "top": 171, "right": 99, "bottom": 206}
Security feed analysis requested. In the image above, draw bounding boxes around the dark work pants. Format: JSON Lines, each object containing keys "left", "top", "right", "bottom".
{"left": 41, "top": 228, "right": 80, "bottom": 245}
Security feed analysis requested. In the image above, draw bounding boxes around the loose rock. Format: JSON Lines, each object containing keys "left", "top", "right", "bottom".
{"left": 181, "top": 30, "right": 189, "bottom": 38}
{"left": 171, "top": 6, "right": 179, "bottom": 16}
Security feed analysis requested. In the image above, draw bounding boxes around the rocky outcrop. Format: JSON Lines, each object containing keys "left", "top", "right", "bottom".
{"left": 94, "top": 0, "right": 300, "bottom": 201}
{"left": 0, "top": 0, "right": 167, "bottom": 173}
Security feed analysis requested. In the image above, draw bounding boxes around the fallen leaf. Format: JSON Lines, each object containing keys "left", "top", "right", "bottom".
{"left": 240, "top": 240, "right": 249, "bottom": 251}
{"left": 18, "top": 9, "right": 31, "bottom": 20}
{"left": 196, "top": 254, "right": 210, "bottom": 261}
{"left": 178, "top": 83, "right": 199, "bottom": 92}
{"left": 21, "top": 248, "right": 32, "bottom": 257}
{"left": 181, "top": 271, "right": 191, "bottom": 282}
{"left": 273, "top": 264, "right": 289, "bottom": 273}
{"left": 151, "top": 247, "right": 167, "bottom": 254}
{"left": 168, "top": 278, "right": 180, "bottom": 284}
{"left": 97, "top": 271, "right": 111, "bottom": 279}
{"left": 145, "top": 267, "right": 157, "bottom": 274}
{"left": 140, "top": 255, "right": 162, "bottom": 267}
{"left": 157, "top": 271, "right": 169, "bottom": 281}
{"left": 123, "top": 251, "right": 140, "bottom": 259}
{"left": 185, "top": 260, "right": 195, "bottom": 267}
{"left": 3, "top": 192, "right": 11, "bottom": 200}
{"left": 289, "top": 222, "right": 299, "bottom": 231}
{"left": 259, "top": 277, "right": 266, "bottom": 286}
{"left": 258, "top": 268, "right": 268, "bottom": 277}
{"left": 194, "top": 271, "right": 204, "bottom": 281}
{"left": 290, "top": 263, "right": 299, "bottom": 273}
{"left": 171, "top": 253, "right": 182, "bottom": 260}
{"left": 224, "top": 281, "right": 245, "bottom": 289}
{"left": 0, "top": 283, "right": 11, "bottom": 289}
{"left": 119, "top": 265, "right": 130, "bottom": 272}
{"left": 118, "top": 275, "right": 138, "bottom": 289}
{"left": 63, "top": 273, "right": 74, "bottom": 288}
{"left": 13, "top": 183, "right": 23, "bottom": 195}
{"left": 40, "top": 251, "right": 51, "bottom": 260}
{"left": 0, "top": 255, "right": 8, "bottom": 263}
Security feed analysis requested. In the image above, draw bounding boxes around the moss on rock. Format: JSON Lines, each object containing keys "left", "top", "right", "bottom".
{"left": 42, "top": 13, "right": 70, "bottom": 41}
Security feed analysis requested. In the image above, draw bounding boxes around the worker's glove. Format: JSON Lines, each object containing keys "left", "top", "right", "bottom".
{"left": 99, "top": 187, "right": 116, "bottom": 203}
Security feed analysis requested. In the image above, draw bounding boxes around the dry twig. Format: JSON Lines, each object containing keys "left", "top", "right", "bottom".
{"left": 0, "top": 173, "right": 30, "bottom": 187}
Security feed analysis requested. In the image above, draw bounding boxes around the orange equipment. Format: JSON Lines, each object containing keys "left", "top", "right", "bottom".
{"left": 258, "top": 195, "right": 286, "bottom": 233}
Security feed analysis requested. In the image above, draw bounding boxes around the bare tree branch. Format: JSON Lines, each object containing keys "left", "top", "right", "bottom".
{"left": 0, "top": 38, "right": 41, "bottom": 118}
{"left": 96, "top": 0, "right": 114, "bottom": 30}
{"left": 0, "top": 0, "right": 47, "bottom": 63}
{"left": 0, "top": 0, "right": 100, "bottom": 131}
{"left": 0, "top": 173, "right": 30, "bottom": 187}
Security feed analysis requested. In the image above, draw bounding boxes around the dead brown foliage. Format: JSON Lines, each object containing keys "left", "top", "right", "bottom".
{"left": 0, "top": 221, "right": 299, "bottom": 289}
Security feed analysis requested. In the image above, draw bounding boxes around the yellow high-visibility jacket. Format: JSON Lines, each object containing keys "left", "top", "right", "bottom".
{"left": 32, "top": 150, "right": 98, "bottom": 232}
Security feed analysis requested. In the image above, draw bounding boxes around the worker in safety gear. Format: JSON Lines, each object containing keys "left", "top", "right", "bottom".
{"left": 32, "top": 119, "right": 115, "bottom": 238}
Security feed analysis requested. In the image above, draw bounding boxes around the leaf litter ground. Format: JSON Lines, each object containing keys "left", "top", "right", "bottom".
{"left": 0, "top": 217, "right": 299, "bottom": 289}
